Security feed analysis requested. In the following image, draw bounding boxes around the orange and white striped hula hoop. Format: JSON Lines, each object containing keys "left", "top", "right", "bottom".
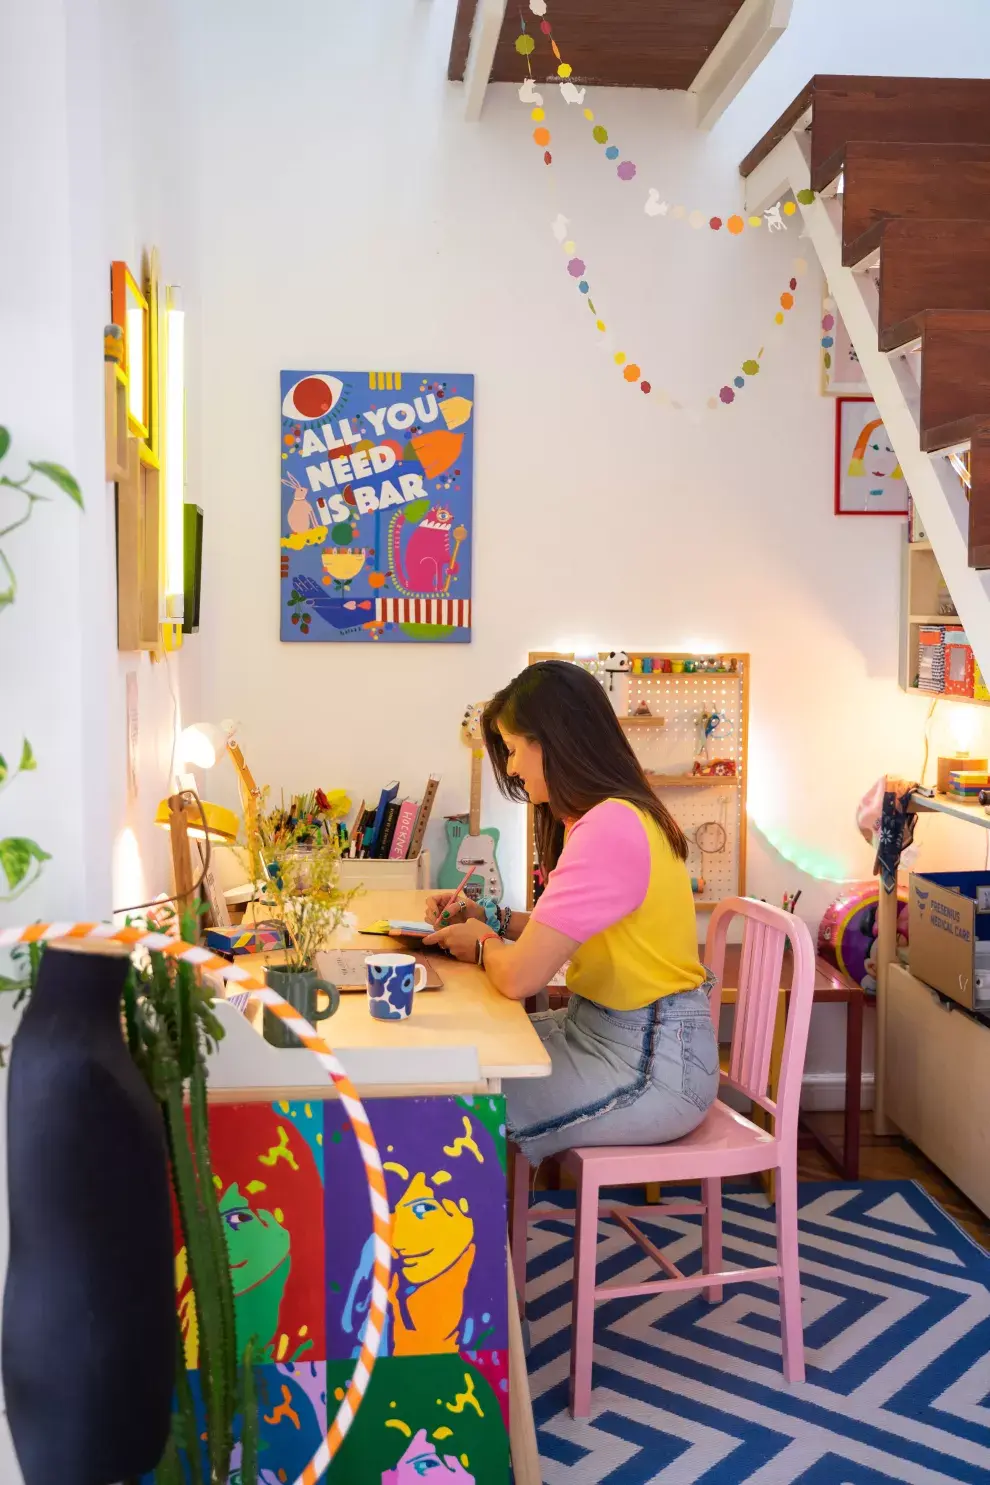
{"left": 0, "top": 921, "right": 391, "bottom": 1484}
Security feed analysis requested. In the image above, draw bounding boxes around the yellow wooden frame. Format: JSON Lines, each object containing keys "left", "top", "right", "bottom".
{"left": 111, "top": 261, "right": 150, "bottom": 442}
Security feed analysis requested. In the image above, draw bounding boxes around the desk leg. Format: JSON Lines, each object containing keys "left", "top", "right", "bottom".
{"left": 843, "top": 990, "right": 864, "bottom": 1179}
{"left": 507, "top": 1242, "right": 542, "bottom": 1485}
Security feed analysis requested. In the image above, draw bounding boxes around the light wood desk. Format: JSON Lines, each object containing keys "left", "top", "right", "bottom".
{"left": 237, "top": 889, "right": 550, "bottom": 1090}
{"left": 231, "top": 889, "right": 546, "bottom": 1483}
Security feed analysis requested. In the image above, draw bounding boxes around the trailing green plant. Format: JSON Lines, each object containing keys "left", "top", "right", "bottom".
{"left": 0, "top": 425, "right": 83, "bottom": 906}
{"left": 121, "top": 920, "right": 259, "bottom": 1485}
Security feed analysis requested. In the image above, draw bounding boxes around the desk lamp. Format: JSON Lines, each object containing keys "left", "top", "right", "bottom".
{"left": 155, "top": 721, "right": 247, "bottom": 923}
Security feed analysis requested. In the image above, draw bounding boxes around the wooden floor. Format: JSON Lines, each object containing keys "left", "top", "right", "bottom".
{"left": 799, "top": 1110, "right": 990, "bottom": 1247}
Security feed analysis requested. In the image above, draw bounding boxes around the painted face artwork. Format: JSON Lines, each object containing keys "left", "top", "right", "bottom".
{"left": 382, "top": 1427, "right": 475, "bottom": 1482}
{"left": 174, "top": 1103, "right": 326, "bottom": 1369}
{"left": 327, "top": 1098, "right": 507, "bottom": 1362}
{"left": 384, "top": 1117, "right": 486, "bottom": 1357}
{"left": 219, "top": 1181, "right": 291, "bottom": 1356}
{"left": 845, "top": 413, "right": 904, "bottom": 509}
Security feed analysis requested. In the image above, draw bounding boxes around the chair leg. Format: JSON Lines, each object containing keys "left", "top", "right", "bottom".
{"left": 509, "top": 1146, "right": 531, "bottom": 1317}
{"left": 775, "top": 1163, "right": 805, "bottom": 1383}
{"left": 569, "top": 1167, "right": 600, "bottom": 1420}
{"left": 701, "top": 1177, "right": 723, "bottom": 1303}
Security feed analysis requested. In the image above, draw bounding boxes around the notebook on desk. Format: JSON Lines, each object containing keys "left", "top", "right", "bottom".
{"left": 316, "top": 948, "right": 445, "bottom": 992}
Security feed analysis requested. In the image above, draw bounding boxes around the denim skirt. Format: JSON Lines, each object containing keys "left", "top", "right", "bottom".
{"left": 504, "top": 981, "right": 720, "bottom": 1164}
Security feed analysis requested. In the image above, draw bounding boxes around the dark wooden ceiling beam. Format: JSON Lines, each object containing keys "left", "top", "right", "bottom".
{"left": 448, "top": 0, "right": 747, "bottom": 93}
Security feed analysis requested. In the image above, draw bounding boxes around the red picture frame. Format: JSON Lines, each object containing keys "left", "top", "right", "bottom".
{"left": 834, "top": 396, "right": 909, "bottom": 517}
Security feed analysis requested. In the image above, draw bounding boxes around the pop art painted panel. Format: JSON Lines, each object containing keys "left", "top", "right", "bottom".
{"left": 280, "top": 371, "right": 473, "bottom": 643}
{"left": 324, "top": 1096, "right": 507, "bottom": 1361}
{"left": 174, "top": 1100, "right": 326, "bottom": 1370}
{"left": 324, "top": 1356, "right": 509, "bottom": 1483}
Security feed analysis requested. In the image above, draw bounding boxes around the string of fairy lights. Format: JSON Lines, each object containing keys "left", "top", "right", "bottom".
{"left": 514, "top": 0, "right": 817, "bottom": 412}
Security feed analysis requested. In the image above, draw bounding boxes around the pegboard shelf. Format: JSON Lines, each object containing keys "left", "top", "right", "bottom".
{"left": 648, "top": 773, "right": 738, "bottom": 789}
{"left": 527, "top": 651, "right": 749, "bottom": 911}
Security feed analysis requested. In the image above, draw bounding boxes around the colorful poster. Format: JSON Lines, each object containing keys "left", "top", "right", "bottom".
{"left": 280, "top": 371, "right": 474, "bottom": 643}
{"left": 153, "top": 1096, "right": 509, "bottom": 1483}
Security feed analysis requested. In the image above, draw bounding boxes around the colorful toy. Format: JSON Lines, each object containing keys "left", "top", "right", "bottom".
{"left": 818, "top": 884, "right": 909, "bottom": 995}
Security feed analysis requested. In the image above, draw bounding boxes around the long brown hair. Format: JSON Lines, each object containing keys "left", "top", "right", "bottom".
{"left": 482, "top": 660, "right": 688, "bottom": 877}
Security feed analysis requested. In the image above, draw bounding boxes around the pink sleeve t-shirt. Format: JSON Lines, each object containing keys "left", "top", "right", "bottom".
{"left": 531, "top": 800, "right": 651, "bottom": 941}
{"left": 530, "top": 798, "right": 705, "bottom": 1008}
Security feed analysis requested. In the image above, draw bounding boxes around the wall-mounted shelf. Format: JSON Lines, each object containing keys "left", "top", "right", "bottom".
{"left": 900, "top": 537, "right": 989, "bottom": 704}
{"left": 647, "top": 773, "right": 739, "bottom": 788}
{"left": 619, "top": 715, "right": 666, "bottom": 729}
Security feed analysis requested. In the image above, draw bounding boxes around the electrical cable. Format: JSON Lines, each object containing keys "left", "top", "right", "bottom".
{"left": 112, "top": 789, "right": 212, "bottom": 917}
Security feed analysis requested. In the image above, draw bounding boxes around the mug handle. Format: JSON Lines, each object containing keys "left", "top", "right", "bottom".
{"left": 310, "top": 978, "right": 341, "bottom": 1021}
{"left": 413, "top": 964, "right": 428, "bottom": 993}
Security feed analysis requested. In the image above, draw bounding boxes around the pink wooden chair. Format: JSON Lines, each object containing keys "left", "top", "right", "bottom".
{"left": 510, "top": 897, "right": 816, "bottom": 1419}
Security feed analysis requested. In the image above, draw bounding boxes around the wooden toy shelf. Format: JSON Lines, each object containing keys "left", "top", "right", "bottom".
{"left": 526, "top": 651, "right": 749, "bottom": 912}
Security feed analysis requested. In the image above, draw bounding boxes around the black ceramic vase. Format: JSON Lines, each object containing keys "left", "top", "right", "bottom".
{"left": 2, "top": 941, "right": 174, "bottom": 1484}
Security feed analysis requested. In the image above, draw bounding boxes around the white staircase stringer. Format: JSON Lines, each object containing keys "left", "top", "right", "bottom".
{"left": 745, "top": 132, "right": 990, "bottom": 682}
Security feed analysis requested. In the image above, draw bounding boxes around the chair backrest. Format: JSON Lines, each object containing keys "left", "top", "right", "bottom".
{"left": 704, "top": 898, "right": 816, "bottom": 1149}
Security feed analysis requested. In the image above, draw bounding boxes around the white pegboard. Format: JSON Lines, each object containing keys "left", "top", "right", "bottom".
{"left": 531, "top": 653, "right": 748, "bottom": 908}
{"left": 624, "top": 667, "right": 745, "bottom": 905}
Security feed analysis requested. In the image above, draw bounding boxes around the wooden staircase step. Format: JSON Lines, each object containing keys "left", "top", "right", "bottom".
{"left": 878, "top": 220, "right": 990, "bottom": 351}
{"left": 842, "top": 142, "right": 990, "bottom": 266}
{"left": 918, "top": 311, "right": 990, "bottom": 453}
{"left": 740, "top": 76, "right": 990, "bottom": 192}
{"left": 968, "top": 423, "right": 990, "bottom": 570}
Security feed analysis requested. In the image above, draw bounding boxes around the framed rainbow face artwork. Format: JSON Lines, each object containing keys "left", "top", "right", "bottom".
{"left": 834, "top": 397, "right": 910, "bottom": 517}
{"left": 279, "top": 371, "right": 474, "bottom": 643}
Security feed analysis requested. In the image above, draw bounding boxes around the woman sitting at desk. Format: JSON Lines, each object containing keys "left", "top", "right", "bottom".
{"left": 423, "top": 660, "right": 719, "bottom": 1164}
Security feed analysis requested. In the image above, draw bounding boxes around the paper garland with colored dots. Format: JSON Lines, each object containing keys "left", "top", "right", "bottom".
{"left": 515, "top": 2, "right": 816, "bottom": 230}
{"left": 516, "top": 18, "right": 807, "bottom": 411}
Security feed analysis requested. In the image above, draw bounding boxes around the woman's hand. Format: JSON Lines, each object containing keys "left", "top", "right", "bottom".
{"left": 422, "top": 919, "right": 491, "bottom": 961}
{"left": 424, "top": 890, "right": 485, "bottom": 927}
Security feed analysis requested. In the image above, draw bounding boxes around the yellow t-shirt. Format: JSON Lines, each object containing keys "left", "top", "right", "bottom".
{"left": 530, "top": 798, "right": 705, "bottom": 1011}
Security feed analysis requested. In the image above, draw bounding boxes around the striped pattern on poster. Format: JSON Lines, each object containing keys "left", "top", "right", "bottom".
{"left": 375, "top": 597, "right": 471, "bottom": 627}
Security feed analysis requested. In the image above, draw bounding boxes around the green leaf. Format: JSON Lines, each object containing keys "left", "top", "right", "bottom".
{"left": 18, "top": 738, "right": 36, "bottom": 772}
{"left": 0, "top": 756, "right": 6, "bottom": 785}
{"left": 0, "top": 837, "right": 51, "bottom": 891}
{"left": 27, "top": 460, "right": 83, "bottom": 508}
{"left": 0, "top": 428, "right": 9, "bottom": 463}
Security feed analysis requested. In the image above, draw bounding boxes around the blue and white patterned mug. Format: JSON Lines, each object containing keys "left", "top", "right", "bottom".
{"left": 365, "top": 953, "right": 427, "bottom": 1021}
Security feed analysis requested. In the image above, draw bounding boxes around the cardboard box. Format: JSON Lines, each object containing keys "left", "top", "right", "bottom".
{"left": 909, "top": 871, "right": 990, "bottom": 1011}
{"left": 204, "top": 923, "right": 287, "bottom": 956}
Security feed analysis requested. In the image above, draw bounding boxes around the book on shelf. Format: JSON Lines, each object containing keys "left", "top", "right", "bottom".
{"left": 389, "top": 799, "right": 419, "bottom": 859}
{"left": 366, "top": 781, "right": 399, "bottom": 858}
{"left": 345, "top": 776, "right": 441, "bottom": 860}
{"left": 377, "top": 799, "right": 402, "bottom": 859}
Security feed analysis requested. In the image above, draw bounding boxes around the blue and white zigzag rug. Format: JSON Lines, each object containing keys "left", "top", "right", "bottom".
{"left": 525, "top": 1181, "right": 990, "bottom": 1483}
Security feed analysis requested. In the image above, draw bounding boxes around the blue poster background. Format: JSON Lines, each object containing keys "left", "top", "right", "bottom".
{"left": 279, "top": 370, "right": 474, "bottom": 643}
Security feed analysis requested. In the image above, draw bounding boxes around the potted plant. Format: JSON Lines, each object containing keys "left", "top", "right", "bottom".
{"left": 243, "top": 790, "right": 356, "bottom": 1045}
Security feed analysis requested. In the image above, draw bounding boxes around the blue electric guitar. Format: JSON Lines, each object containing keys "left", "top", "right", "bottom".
{"left": 438, "top": 702, "right": 503, "bottom": 901}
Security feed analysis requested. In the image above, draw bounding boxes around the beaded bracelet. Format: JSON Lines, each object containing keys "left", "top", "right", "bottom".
{"left": 499, "top": 904, "right": 513, "bottom": 937}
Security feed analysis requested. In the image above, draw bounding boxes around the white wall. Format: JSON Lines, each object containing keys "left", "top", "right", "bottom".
{"left": 0, "top": 0, "right": 202, "bottom": 1474}
{"left": 190, "top": 0, "right": 990, "bottom": 1104}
